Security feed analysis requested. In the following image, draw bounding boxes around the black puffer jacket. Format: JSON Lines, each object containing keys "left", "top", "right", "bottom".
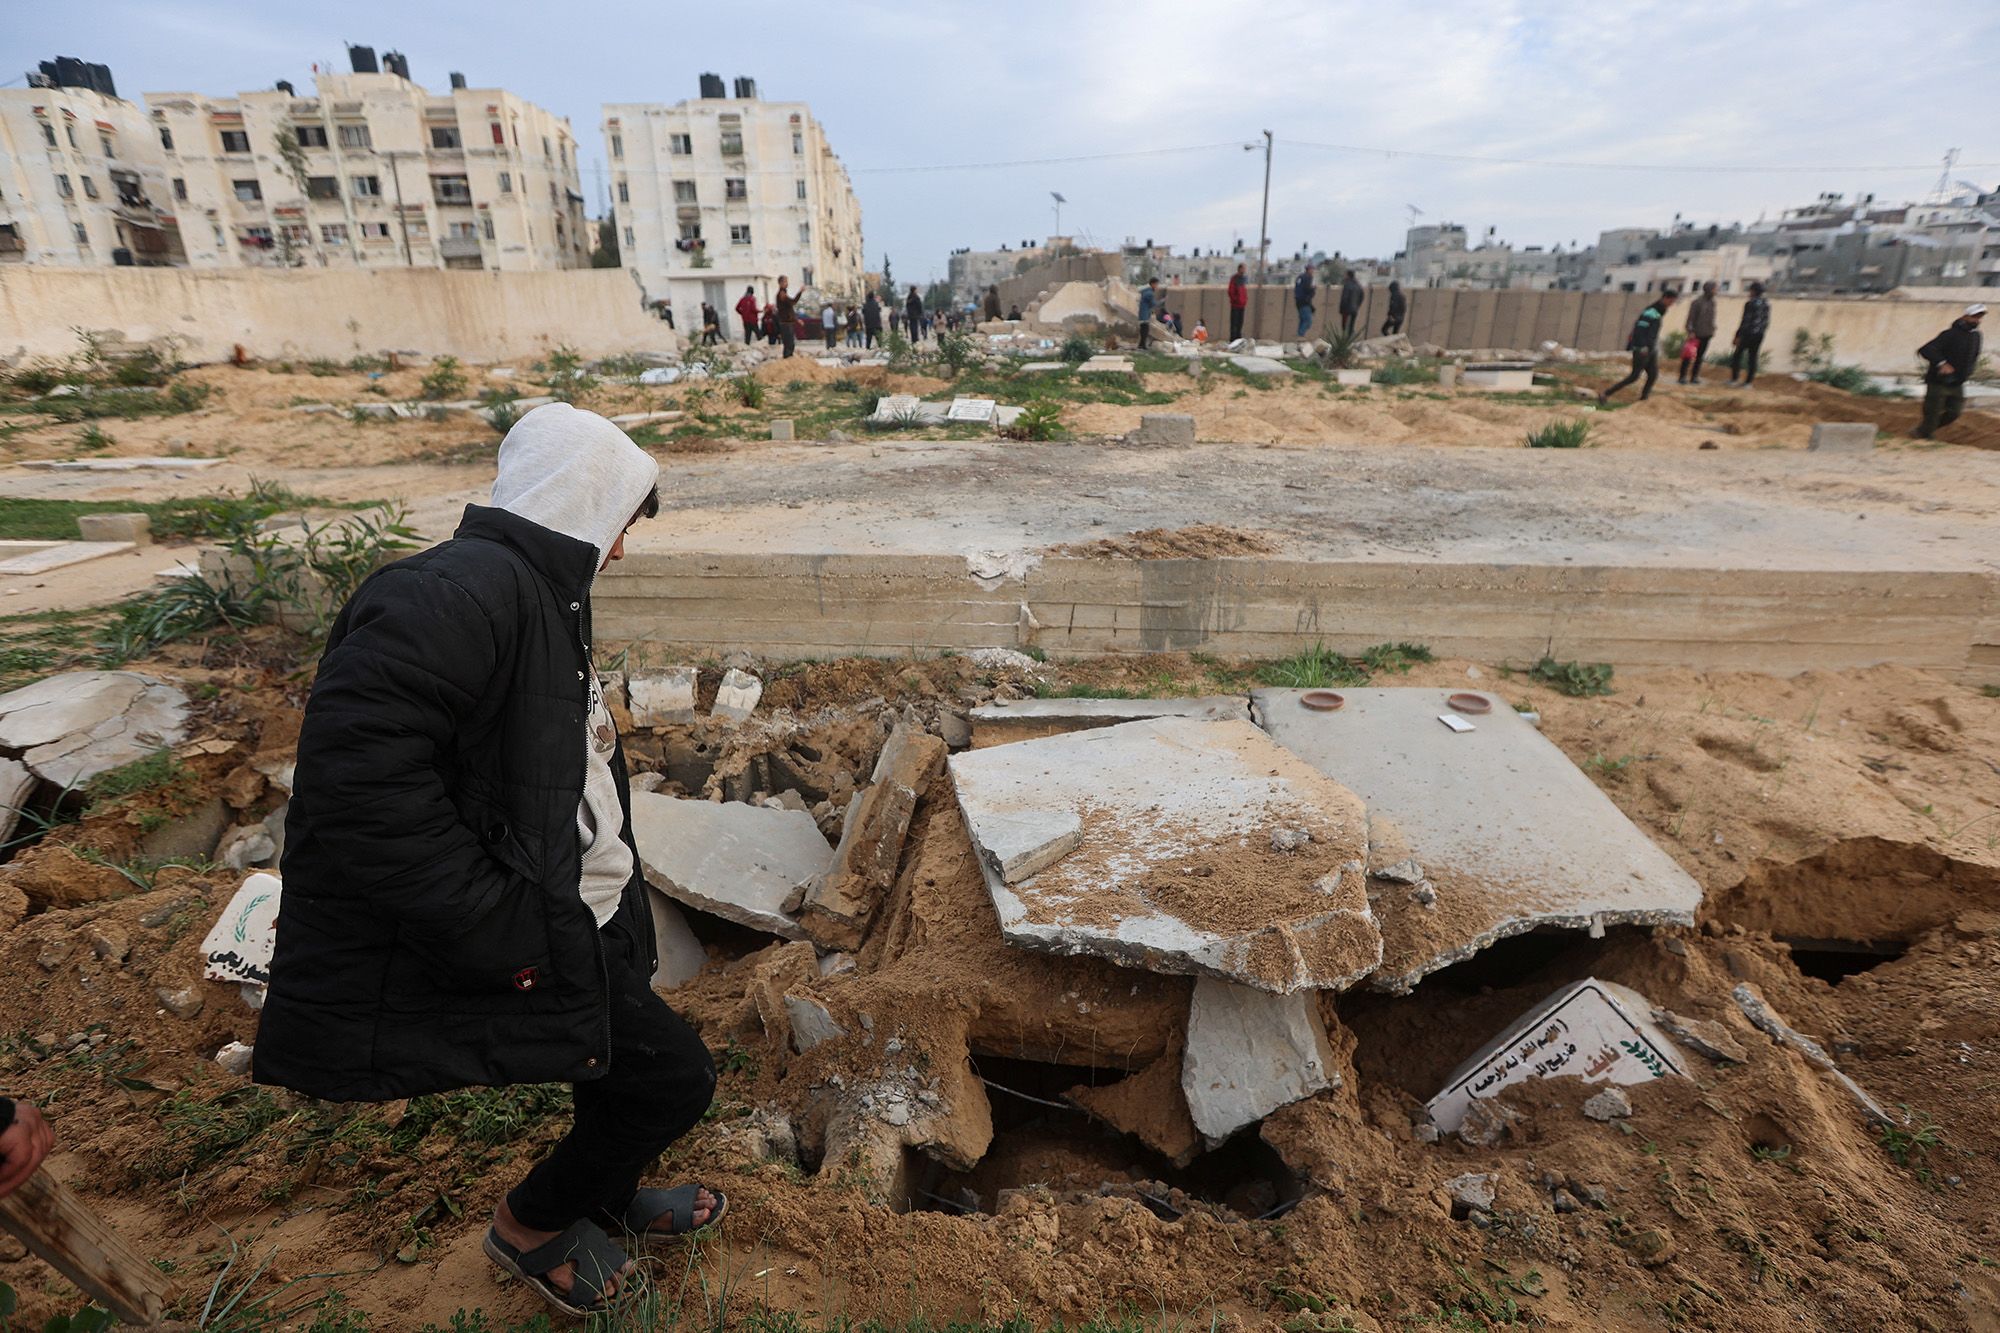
{"left": 1919, "top": 320, "right": 1983, "bottom": 386}
{"left": 256, "top": 505, "right": 655, "bottom": 1102}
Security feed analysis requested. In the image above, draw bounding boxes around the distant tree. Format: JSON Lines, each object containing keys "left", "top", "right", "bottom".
{"left": 591, "top": 216, "right": 620, "bottom": 268}
{"left": 881, "top": 255, "right": 895, "bottom": 296}
{"left": 924, "top": 279, "right": 955, "bottom": 313}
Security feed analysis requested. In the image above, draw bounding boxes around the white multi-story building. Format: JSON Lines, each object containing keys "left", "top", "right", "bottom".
{"left": 604, "top": 76, "right": 862, "bottom": 326}
{"left": 0, "top": 58, "right": 183, "bottom": 266}
{"left": 147, "top": 50, "right": 588, "bottom": 271}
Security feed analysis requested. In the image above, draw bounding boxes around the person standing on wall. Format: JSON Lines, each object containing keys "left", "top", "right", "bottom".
{"left": 735, "top": 287, "right": 759, "bottom": 345}
{"left": 774, "top": 277, "right": 798, "bottom": 359}
{"left": 863, "top": 292, "right": 883, "bottom": 348}
{"left": 1727, "top": 281, "right": 1770, "bottom": 386}
{"left": 905, "top": 286, "right": 925, "bottom": 344}
{"left": 1911, "top": 304, "right": 1985, "bottom": 439}
{"left": 1338, "top": 269, "right": 1365, "bottom": 337}
{"left": 1599, "top": 290, "right": 1679, "bottom": 403}
{"left": 1382, "top": 280, "right": 1407, "bottom": 336}
{"left": 257, "top": 404, "right": 725, "bottom": 1318}
{"left": 1293, "top": 265, "right": 1317, "bottom": 339}
{"left": 1138, "top": 278, "right": 1162, "bottom": 350}
{"left": 1227, "top": 263, "right": 1249, "bottom": 343}
{"left": 984, "top": 285, "right": 1003, "bottom": 322}
{"left": 1680, "top": 281, "right": 1718, "bottom": 384}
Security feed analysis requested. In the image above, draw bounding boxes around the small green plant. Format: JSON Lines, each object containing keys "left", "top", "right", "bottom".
{"left": 1258, "top": 641, "right": 1372, "bottom": 689}
{"left": 1000, "top": 399, "right": 1064, "bottom": 441}
{"left": 539, "top": 346, "right": 596, "bottom": 403}
{"left": 1791, "top": 328, "right": 1836, "bottom": 373}
{"left": 1878, "top": 1108, "right": 1942, "bottom": 1169}
{"left": 1058, "top": 334, "right": 1096, "bottom": 364}
{"left": 1662, "top": 329, "right": 1688, "bottom": 360}
{"left": 880, "top": 329, "right": 914, "bottom": 371}
{"left": 732, "top": 377, "right": 767, "bottom": 409}
{"left": 480, "top": 388, "right": 521, "bottom": 434}
{"left": 1319, "top": 329, "right": 1360, "bottom": 369}
{"left": 1807, "top": 363, "right": 1886, "bottom": 395}
{"left": 83, "top": 748, "right": 189, "bottom": 812}
{"left": 418, "top": 355, "right": 467, "bottom": 401}
{"left": 594, "top": 353, "right": 650, "bottom": 379}
{"left": 1358, "top": 641, "right": 1433, "bottom": 673}
{"left": 1371, "top": 358, "right": 1434, "bottom": 386}
{"left": 1525, "top": 417, "right": 1594, "bottom": 449}
{"left": 1529, "top": 655, "right": 1615, "bottom": 697}
{"left": 76, "top": 423, "right": 115, "bottom": 452}
{"left": 934, "top": 327, "right": 978, "bottom": 375}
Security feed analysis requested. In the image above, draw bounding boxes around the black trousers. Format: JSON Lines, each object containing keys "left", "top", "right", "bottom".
{"left": 506, "top": 945, "right": 716, "bottom": 1233}
{"left": 741, "top": 319, "right": 755, "bottom": 345}
{"left": 824, "top": 327, "right": 837, "bottom": 349}
{"left": 1729, "top": 333, "right": 1763, "bottom": 384}
{"left": 1138, "top": 320, "right": 1152, "bottom": 349}
{"left": 1382, "top": 315, "right": 1403, "bottom": 336}
{"left": 1680, "top": 334, "right": 1712, "bottom": 382}
{"left": 865, "top": 329, "right": 879, "bottom": 347}
{"left": 1228, "top": 307, "right": 1245, "bottom": 341}
{"left": 1339, "top": 310, "right": 1357, "bottom": 336}
{"left": 781, "top": 324, "right": 796, "bottom": 358}
{"left": 1605, "top": 347, "right": 1660, "bottom": 400}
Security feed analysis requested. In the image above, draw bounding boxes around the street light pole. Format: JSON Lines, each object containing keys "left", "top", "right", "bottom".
{"left": 1251, "top": 130, "right": 1272, "bottom": 341}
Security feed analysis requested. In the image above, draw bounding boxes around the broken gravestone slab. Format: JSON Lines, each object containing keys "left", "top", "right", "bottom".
{"left": 647, "top": 887, "right": 708, "bottom": 989}
{"left": 200, "top": 872, "right": 284, "bottom": 986}
{"left": 628, "top": 792, "right": 829, "bottom": 939}
{"left": 791, "top": 722, "right": 947, "bottom": 950}
{"left": 948, "top": 716, "right": 1381, "bottom": 993}
{"left": 869, "top": 394, "right": 922, "bottom": 421}
{"left": 945, "top": 398, "right": 998, "bottom": 423}
{"left": 1253, "top": 688, "right": 1702, "bottom": 992}
{"left": 628, "top": 666, "right": 698, "bottom": 726}
{"left": 1424, "top": 977, "right": 1687, "bottom": 1135}
{"left": 1182, "top": 976, "right": 1338, "bottom": 1146}
{"left": 968, "top": 695, "right": 1252, "bottom": 749}
{"left": 0, "top": 758, "right": 35, "bottom": 847}
{"left": 1228, "top": 355, "right": 1293, "bottom": 376}
{"left": 0, "top": 670, "right": 191, "bottom": 788}
{"left": 712, "top": 668, "right": 763, "bottom": 722}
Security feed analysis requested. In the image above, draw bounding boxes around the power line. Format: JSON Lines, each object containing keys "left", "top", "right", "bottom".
{"left": 849, "top": 141, "right": 1252, "bottom": 175}
{"left": 1278, "top": 138, "right": 2000, "bottom": 175}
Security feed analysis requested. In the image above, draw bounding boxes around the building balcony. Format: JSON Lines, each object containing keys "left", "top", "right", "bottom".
{"left": 439, "top": 235, "right": 484, "bottom": 259}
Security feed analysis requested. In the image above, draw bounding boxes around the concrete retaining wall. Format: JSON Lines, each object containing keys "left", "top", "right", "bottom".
{"left": 994, "top": 252, "right": 1125, "bottom": 319}
{"left": 0, "top": 265, "right": 680, "bottom": 364}
{"left": 596, "top": 552, "right": 2000, "bottom": 683}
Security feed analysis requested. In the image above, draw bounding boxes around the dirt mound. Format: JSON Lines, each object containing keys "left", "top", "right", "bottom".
{"left": 1053, "top": 523, "right": 1280, "bottom": 559}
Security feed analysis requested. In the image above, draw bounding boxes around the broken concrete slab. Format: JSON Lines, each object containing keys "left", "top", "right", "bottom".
{"left": 970, "top": 809, "right": 1082, "bottom": 884}
{"left": 869, "top": 393, "right": 923, "bottom": 421}
{"left": 75, "top": 513, "right": 151, "bottom": 545}
{"left": 1077, "top": 356, "right": 1134, "bottom": 375}
{"left": 945, "top": 398, "right": 997, "bottom": 423}
{"left": 1650, "top": 1007, "right": 1748, "bottom": 1063}
{"left": 629, "top": 792, "right": 828, "bottom": 939}
{"left": 712, "top": 668, "right": 763, "bottom": 722}
{"left": 1808, "top": 422, "right": 1876, "bottom": 453}
{"left": 647, "top": 887, "right": 708, "bottom": 989}
{"left": 793, "top": 722, "right": 947, "bottom": 949}
{"left": 1583, "top": 1086, "right": 1632, "bottom": 1120}
{"left": 200, "top": 872, "right": 283, "bottom": 986}
{"left": 0, "top": 758, "right": 34, "bottom": 847}
{"left": 1182, "top": 977, "right": 1338, "bottom": 1146}
{"left": 1424, "top": 978, "right": 1688, "bottom": 1135}
{"left": 19, "top": 457, "right": 223, "bottom": 471}
{"left": 1228, "top": 355, "right": 1292, "bottom": 376}
{"left": 948, "top": 716, "right": 1381, "bottom": 993}
{"left": 783, "top": 993, "right": 848, "bottom": 1052}
{"left": 1131, "top": 413, "right": 1195, "bottom": 446}
{"left": 1019, "top": 361, "right": 1069, "bottom": 374}
{"left": 1732, "top": 982, "right": 1893, "bottom": 1125}
{"left": 0, "top": 670, "right": 191, "bottom": 788}
{"left": 968, "top": 694, "right": 1252, "bottom": 748}
{"left": 1463, "top": 368, "right": 1536, "bottom": 391}
{"left": 1333, "top": 369, "right": 1374, "bottom": 387}
{"left": 628, "top": 666, "right": 698, "bottom": 726}
{"left": 609, "top": 409, "right": 683, "bottom": 428}
{"left": 1253, "top": 688, "right": 1702, "bottom": 992}
{"left": 0, "top": 541, "right": 137, "bottom": 576}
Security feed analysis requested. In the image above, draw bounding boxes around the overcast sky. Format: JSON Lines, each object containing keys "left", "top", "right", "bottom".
{"left": 14, "top": 0, "right": 2000, "bottom": 280}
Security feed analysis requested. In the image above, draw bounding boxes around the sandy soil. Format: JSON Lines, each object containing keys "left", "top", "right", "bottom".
{"left": 3, "top": 645, "right": 1999, "bottom": 1331}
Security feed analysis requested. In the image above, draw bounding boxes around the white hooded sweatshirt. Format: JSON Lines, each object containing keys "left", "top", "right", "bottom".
{"left": 491, "top": 403, "right": 660, "bottom": 927}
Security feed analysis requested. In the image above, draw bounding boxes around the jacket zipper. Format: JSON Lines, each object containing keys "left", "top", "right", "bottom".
{"left": 572, "top": 596, "right": 614, "bottom": 1078}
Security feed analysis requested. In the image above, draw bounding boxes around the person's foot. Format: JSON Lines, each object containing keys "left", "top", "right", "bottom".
{"left": 1596, "top": 391, "right": 1609, "bottom": 405}
{"left": 493, "top": 1200, "right": 633, "bottom": 1301}
{"left": 642, "top": 1187, "right": 719, "bottom": 1234}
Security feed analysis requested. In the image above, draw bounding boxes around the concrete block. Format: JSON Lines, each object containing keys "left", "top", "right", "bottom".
{"left": 948, "top": 716, "right": 1381, "bottom": 993}
{"left": 1078, "top": 356, "right": 1135, "bottom": 375}
{"left": 0, "top": 758, "right": 36, "bottom": 848}
{"left": 1254, "top": 688, "right": 1702, "bottom": 992}
{"left": 628, "top": 666, "right": 698, "bottom": 726}
{"left": 771, "top": 419, "right": 795, "bottom": 441}
{"left": 647, "top": 887, "right": 708, "bottom": 988}
{"left": 969, "top": 694, "right": 1252, "bottom": 748}
{"left": 76, "top": 512, "right": 151, "bottom": 546}
{"left": 1463, "top": 369, "right": 1535, "bottom": 391}
{"left": 970, "top": 809, "right": 1083, "bottom": 884}
{"left": 628, "top": 792, "right": 830, "bottom": 939}
{"left": 783, "top": 993, "right": 848, "bottom": 1053}
{"left": 1132, "top": 413, "right": 1196, "bottom": 446}
{"left": 1181, "top": 977, "right": 1338, "bottom": 1146}
{"left": 1808, "top": 422, "right": 1875, "bottom": 453}
{"left": 1424, "top": 978, "right": 1687, "bottom": 1135}
{"left": 1437, "top": 364, "right": 1459, "bottom": 388}
{"left": 0, "top": 670, "right": 191, "bottom": 788}
{"left": 1334, "top": 369, "right": 1373, "bottom": 387}
{"left": 711, "top": 667, "right": 763, "bottom": 722}
{"left": 1020, "top": 362, "right": 1068, "bottom": 374}
{"left": 1228, "top": 355, "right": 1291, "bottom": 376}
{"left": 0, "top": 540, "right": 136, "bottom": 575}
{"left": 793, "top": 722, "right": 947, "bottom": 949}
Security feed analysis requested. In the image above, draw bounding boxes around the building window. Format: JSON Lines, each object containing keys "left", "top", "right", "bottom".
{"left": 172, "top": 178, "right": 187, "bottom": 200}
{"left": 490, "top": 122, "right": 505, "bottom": 145}
{"left": 541, "top": 135, "right": 551, "bottom": 159}
{"left": 431, "top": 125, "right": 462, "bottom": 150}
{"left": 158, "top": 126, "right": 174, "bottom": 151}
{"left": 616, "top": 180, "right": 629, "bottom": 204}
{"left": 610, "top": 133, "right": 623, "bottom": 159}
{"left": 41, "top": 122, "right": 56, "bottom": 147}
{"left": 233, "top": 179, "right": 262, "bottom": 202}
{"left": 724, "top": 178, "right": 747, "bottom": 200}
{"left": 448, "top": 221, "right": 477, "bottom": 240}
{"left": 361, "top": 221, "right": 390, "bottom": 240}
{"left": 55, "top": 175, "right": 73, "bottom": 198}
{"left": 337, "top": 123, "right": 372, "bottom": 149}
{"left": 799, "top": 222, "right": 810, "bottom": 244}
{"left": 677, "top": 220, "right": 702, "bottom": 242}
{"left": 405, "top": 220, "right": 429, "bottom": 241}
{"left": 352, "top": 174, "right": 381, "bottom": 197}
{"left": 220, "top": 129, "right": 251, "bottom": 153}
{"left": 668, "top": 133, "right": 692, "bottom": 155}
{"left": 66, "top": 124, "right": 78, "bottom": 149}
{"left": 719, "top": 132, "right": 744, "bottom": 156}
{"left": 481, "top": 215, "right": 495, "bottom": 239}
{"left": 294, "top": 125, "right": 329, "bottom": 148}
{"left": 624, "top": 226, "right": 635, "bottom": 246}
{"left": 100, "top": 135, "right": 115, "bottom": 158}
{"left": 673, "top": 179, "right": 697, "bottom": 203}
{"left": 497, "top": 171, "right": 512, "bottom": 193}
{"left": 792, "top": 132, "right": 803, "bottom": 154}
{"left": 74, "top": 222, "right": 90, "bottom": 245}
{"left": 433, "top": 175, "right": 472, "bottom": 205}
{"left": 306, "top": 176, "right": 340, "bottom": 200}
{"left": 795, "top": 179, "right": 807, "bottom": 201}
{"left": 730, "top": 224, "right": 750, "bottom": 245}
{"left": 81, "top": 177, "right": 99, "bottom": 200}
{"left": 281, "top": 223, "right": 310, "bottom": 247}
{"left": 320, "top": 223, "right": 348, "bottom": 244}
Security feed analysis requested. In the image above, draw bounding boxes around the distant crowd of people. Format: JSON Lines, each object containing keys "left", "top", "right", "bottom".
{"left": 679, "top": 281, "right": 1033, "bottom": 359}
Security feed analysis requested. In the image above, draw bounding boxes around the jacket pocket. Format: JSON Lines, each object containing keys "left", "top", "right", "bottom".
{"left": 416, "top": 879, "right": 553, "bottom": 996}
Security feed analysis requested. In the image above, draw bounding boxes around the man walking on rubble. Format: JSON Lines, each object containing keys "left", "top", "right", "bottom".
{"left": 1680, "top": 281, "right": 1718, "bottom": 384}
{"left": 1912, "top": 304, "right": 1985, "bottom": 439}
{"left": 258, "top": 403, "right": 726, "bottom": 1319}
{"left": 1599, "top": 290, "right": 1678, "bottom": 404}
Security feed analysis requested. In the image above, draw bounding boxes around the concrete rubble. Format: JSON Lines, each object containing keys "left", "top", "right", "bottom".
{"left": 791, "top": 722, "right": 947, "bottom": 949}
{"left": 628, "top": 666, "right": 698, "bottom": 726}
{"left": 948, "top": 716, "right": 1381, "bottom": 993}
{"left": 967, "top": 694, "right": 1252, "bottom": 748}
{"left": 0, "top": 541, "right": 138, "bottom": 576}
{"left": 0, "top": 758, "right": 34, "bottom": 846}
{"left": 0, "top": 670, "right": 192, "bottom": 788}
{"left": 1808, "top": 422, "right": 1877, "bottom": 453}
{"left": 1253, "top": 688, "right": 1702, "bottom": 992}
{"left": 1733, "top": 982, "right": 1894, "bottom": 1125}
{"left": 1182, "top": 977, "right": 1339, "bottom": 1146}
{"left": 712, "top": 668, "right": 763, "bottom": 722}
{"left": 629, "top": 792, "right": 830, "bottom": 939}
{"left": 646, "top": 888, "right": 709, "bottom": 989}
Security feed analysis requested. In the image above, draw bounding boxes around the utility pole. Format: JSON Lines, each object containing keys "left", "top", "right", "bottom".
{"left": 1252, "top": 130, "right": 1272, "bottom": 341}
{"left": 386, "top": 152, "right": 412, "bottom": 266}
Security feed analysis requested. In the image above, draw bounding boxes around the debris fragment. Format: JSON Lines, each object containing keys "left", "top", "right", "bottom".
{"left": 1582, "top": 1087, "right": 1632, "bottom": 1121}
{"left": 1181, "top": 977, "right": 1339, "bottom": 1147}
{"left": 1732, "top": 982, "right": 1894, "bottom": 1126}
{"left": 1445, "top": 1172, "right": 1496, "bottom": 1218}
{"left": 630, "top": 793, "right": 828, "bottom": 939}
{"left": 1651, "top": 1008, "right": 1749, "bottom": 1064}
{"left": 712, "top": 668, "right": 763, "bottom": 722}
{"left": 793, "top": 722, "right": 947, "bottom": 949}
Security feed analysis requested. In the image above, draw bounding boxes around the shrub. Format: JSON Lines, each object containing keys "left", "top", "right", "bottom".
{"left": 1662, "top": 330, "right": 1688, "bottom": 360}
{"left": 540, "top": 346, "right": 596, "bottom": 403}
{"left": 1058, "top": 335, "right": 1095, "bottom": 364}
{"left": 1000, "top": 399, "right": 1063, "bottom": 441}
{"left": 1529, "top": 655, "right": 1614, "bottom": 697}
{"left": 1319, "top": 330, "right": 1360, "bottom": 369}
{"left": 733, "top": 377, "right": 767, "bottom": 409}
{"left": 880, "top": 330, "right": 914, "bottom": 371}
{"left": 418, "top": 355, "right": 467, "bottom": 401}
{"left": 1372, "top": 358, "right": 1435, "bottom": 386}
{"left": 1808, "top": 364, "right": 1878, "bottom": 394}
{"left": 934, "top": 328, "right": 978, "bottom": 375}
{"left": 1525, "top": 418, "right": 1594, "bottom": 449}
{"left": 481, "top": 388, "right": 522, "bottom": 434}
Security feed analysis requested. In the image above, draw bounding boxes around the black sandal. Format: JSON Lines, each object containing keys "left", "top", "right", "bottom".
{"left": 483, "top": 1219, "right": 631, "bottom": 1318}
{"left": 597, "top": 1183, "right": 728, "bottom": 1243}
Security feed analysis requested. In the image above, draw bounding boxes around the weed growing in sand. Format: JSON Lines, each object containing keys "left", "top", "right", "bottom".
{"left": 82, "top": 748, "right": 189, "bottom": 812}
{"left": 1529, "top": 655, "right": 1615, "bottom": 697}
{"left": 419, "top": 356, "right": 467, "bottom": 401}
{"left": 1358, "top": 641, "right": 1434, "bottom": 674}
{"left": 733, "top": 377, "right": 767, "bottom": 410}
{"left": 1878, "top": 1108, "right": 1942, "bottom": 1170}
{"left": 1000, "top": 399, "right": 1064, "bottom": 441}
{"left": 1257, "top": 641, "right": 1432, "bottom": 690}
{"left": 934, "top": 327, "right": 978, "bottom": 375}
{"left": 539, "top": 346, "right": 597, "bottom": 404}
{"left": 1524, "top": 418, "right": 1594, "bottom": 449}
{"left": 1059, "top": 334, "right": 1096, "bottom": 364}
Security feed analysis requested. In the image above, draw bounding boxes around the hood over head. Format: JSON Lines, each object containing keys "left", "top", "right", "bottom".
{"left": 490, "top": 403, "right": 659, "bottom": 573}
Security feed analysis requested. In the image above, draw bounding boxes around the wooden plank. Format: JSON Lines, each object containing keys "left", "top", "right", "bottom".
{"left": 0, "top": 1169, "right": 173, "bottom": 1326}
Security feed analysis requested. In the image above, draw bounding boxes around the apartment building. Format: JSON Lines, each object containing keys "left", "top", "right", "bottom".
{"left": 147, "top": 48, "right": 588, "bottom": 271}
{"left": 604, "top": 75, "right": 863, "bottom": 324}
{"left": 0, "top": 58, "right": 183, "bottom": 266}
